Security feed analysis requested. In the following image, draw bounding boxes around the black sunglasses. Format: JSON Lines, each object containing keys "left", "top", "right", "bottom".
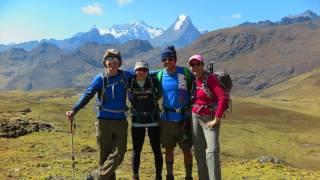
{"left": 190, "top": 62, "right": 202, "bottom": 67}
{"left": 162, "top": 58, "right": 175, "bottom": 62}
{"left": 136, "top": 68, "right": 148, "bottom": 72}
{"left": 104, "top": 56, "right": 120, "bottom": 62}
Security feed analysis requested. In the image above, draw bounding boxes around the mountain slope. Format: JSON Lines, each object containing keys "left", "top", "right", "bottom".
{"left": 177, "top": 19, "right": 320, "bottom": 95}
{"left": 259, "top": 67, "right": 320, "bottom": 99}
{"left": 1, "top": 11, "right": 320, "bottom": 94}
{"left": 249, "top": 68, "right": 320, "bottom": 117}
{"left": 0, "top": 40, "right": 154, "bottom": 90}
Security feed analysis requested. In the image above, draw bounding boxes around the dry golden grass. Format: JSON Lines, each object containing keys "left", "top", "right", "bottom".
{"left": 0, "top": 89, "right": 319, "bottom": 179}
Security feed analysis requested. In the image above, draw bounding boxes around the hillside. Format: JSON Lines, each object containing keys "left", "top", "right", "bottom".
{"left": 0, "top": 90, "right": 319, "bottom": 179}
{"left": 0, "top": 40, "right": 153, "bottom": 91}
{"left": 177, "top": 20, "right": 320, "bottom": 95}
{"left": 259, "top": 67, "right": 320, "bottom": 99}
{"left": 1, "top": 13, "right": 320, "bottom": 95}
{"left": 245, "top": 67, "right": 320, "bottom": 117}
{"left": 122, "top": 20, "right": 320, "bottom": 96}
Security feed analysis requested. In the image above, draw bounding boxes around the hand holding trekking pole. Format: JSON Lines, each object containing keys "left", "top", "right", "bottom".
{"left": 66, "top": 110, "right": 76, "bottom": 180}
{"left": 66, "top": 111, "right": 75, "bottom": 121}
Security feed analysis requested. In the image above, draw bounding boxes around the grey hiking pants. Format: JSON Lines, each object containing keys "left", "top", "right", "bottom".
{"left": 96, "top": 119, "right": 128, "bottom": 180}
{"left": 192, "top": 113, "right": 221, "bottom": 180}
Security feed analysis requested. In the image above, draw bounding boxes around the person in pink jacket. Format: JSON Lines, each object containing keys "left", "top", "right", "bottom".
{"left": 189, "top": 54, "right": 228, "bottom": 180}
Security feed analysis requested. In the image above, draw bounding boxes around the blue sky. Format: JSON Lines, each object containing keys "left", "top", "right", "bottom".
{"left": 0, "top": 0, "right": 319, "bottom": 44}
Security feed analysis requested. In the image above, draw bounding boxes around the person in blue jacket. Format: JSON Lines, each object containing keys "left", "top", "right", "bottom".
{"left": 66, "top": 48, "right": 132, "bottom": 180}
{"left": 157, "top": 46, "right": 193, "bottom": 180}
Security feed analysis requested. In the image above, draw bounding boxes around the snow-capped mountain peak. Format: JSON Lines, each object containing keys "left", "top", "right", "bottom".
{"left": 130, "top": 20, "right": 148, "bottom": 27}
{"left": 100, "top": 21, "right": 164, "bottom": 43}
{"left": 151, "top": 14, "right": 201, "bottom": 48}
{"left": 174, "top": 14, "right": 189, "bottom": 31}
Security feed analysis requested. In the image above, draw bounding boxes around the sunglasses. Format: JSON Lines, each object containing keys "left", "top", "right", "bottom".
{"left": 105, "top": 56, "right": 120, "bottom": 62}
{"left": 136, "top": 68, "right": 148, "bottom": 72}
{"left": 190, "top": 62, "right": 202, "bottom": 67}
{"left": 162, "top": 58, "right": 175, "bottom": 62}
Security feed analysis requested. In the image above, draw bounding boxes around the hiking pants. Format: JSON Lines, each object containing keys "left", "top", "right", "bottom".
{"left": 96, "top": 119, "right": 128, "bottom": 180}
{"left": 191, "top": 113, "right": 221, "bottom": 180}
{"left": 131, "top": 126, "right": 163, "bottom": 177}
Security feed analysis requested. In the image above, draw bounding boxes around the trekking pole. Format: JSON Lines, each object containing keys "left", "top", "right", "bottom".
{"left": 70, "top": 117, "right": 76, "bottom": 180}
{"left": 206, "top": 61, "right": 215, "bottom": 74}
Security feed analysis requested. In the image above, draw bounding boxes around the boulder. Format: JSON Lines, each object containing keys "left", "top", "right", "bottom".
{"left": 0, "top": 117, "right": 54, "bottom": 138}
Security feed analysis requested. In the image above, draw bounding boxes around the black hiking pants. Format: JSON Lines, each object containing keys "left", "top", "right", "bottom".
{"left": 131, "top": 126, "right": 163, "bottom": 177}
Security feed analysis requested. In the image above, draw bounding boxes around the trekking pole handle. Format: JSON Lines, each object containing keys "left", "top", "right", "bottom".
{"left": 206, "top": 61, "right": 215, "bottom": 74}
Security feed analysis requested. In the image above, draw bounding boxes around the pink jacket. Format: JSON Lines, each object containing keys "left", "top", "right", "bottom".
{"left": 191, "top": 74, "right": 228, "bottom": 118}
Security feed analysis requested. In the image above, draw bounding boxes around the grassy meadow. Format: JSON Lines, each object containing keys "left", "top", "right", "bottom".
{"left": 0, "top": 89, "right": 319, "bottom": 179}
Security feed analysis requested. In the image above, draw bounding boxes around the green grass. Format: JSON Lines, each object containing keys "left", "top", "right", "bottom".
{"left": 222, "top": 98, "right": 320, "bottom": 169}
{"left": 0, "top": 90, "right": 319, "bottom": 179}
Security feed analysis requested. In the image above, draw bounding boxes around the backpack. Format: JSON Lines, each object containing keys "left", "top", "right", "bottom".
{"left": 97, "top": 70, "right": 129, "bottom": 112}
{"left": 156, "top": 67, "right": 193, "bottom": 93}
{"left": 128, "top": 76, "right": 161, "bottom": 116}
{"left": 206, "top": 62, "right": 233, "bottom": 93}
{"left": 192, "top": 62, "right": 233, "bottom": 113}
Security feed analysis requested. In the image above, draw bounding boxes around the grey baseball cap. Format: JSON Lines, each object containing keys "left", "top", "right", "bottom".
{"left": 134, "top": 61, "right": 149, "bottom": 71}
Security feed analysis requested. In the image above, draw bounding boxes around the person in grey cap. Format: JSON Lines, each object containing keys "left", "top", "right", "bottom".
{"left": 66, "top": 48, "right": 133, "bottom": 180}
{"left": 128, "top": 61, "right": 163, "bottom": 180}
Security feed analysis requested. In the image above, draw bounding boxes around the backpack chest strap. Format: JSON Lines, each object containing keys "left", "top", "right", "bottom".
{"left": 163, "top": 106, "right": 189, "bottom": 113}
{"left": 192, "top": 103, "right": 217, "bottom": 113}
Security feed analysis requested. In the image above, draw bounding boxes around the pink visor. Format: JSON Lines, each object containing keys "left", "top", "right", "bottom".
{"left": 188, "top": 54, "right": 204, "bottom": 65}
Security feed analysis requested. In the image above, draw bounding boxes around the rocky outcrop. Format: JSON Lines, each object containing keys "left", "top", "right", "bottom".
{"left": 0, "top": 117, "right": 54, "bottom": 138}
{"left": 257, "top": 155, "right": 285, "bottom": 164}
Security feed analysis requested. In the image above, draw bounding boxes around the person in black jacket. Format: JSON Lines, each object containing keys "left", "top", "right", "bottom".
{"left": 128, "top": 61, "right": 163, "bottom": 180}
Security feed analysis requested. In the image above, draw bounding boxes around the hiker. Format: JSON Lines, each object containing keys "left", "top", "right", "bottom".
{"left": 128, "top": 61, "right": 163, "bottom": 180}
{"left": 65, "top": 49, "right": 132, "bottom": 180}
{"left": 189, "top": 55, "right": 228, "bottom": 180}
{"left": 156, "top": 45, "right": 193, "bottom": 180}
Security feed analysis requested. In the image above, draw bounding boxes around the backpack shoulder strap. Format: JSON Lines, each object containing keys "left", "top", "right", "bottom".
{"left": 182, "top": 67, "right": 192, "bottom": 92}
{"left": 148, "top": 76, "right": 156, "bottom": 97}
{"left": 99, "top": 72, "right": 108, "bottom": 106}
{"left": 119, "top": 70, "right": 129, "bottom": 90}
{"left": 129, "top": 76, "right": 136, "bottom": 92}
{"left": 151, "top": 76, "right": 162, "bottom": 100}
{"left": 156, "top": 69, "right": 164, "bottom": 84}
{"left": 203, "top": 72, "right": 214, "bottom": 99}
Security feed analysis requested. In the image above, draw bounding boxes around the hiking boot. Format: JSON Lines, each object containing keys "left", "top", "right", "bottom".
{"left": 86, "top": 174, "right": 94, "bottom": 180}
{"left": 110, "top": 173, "right": 116, "bottom": 180}
{"left": 132, "top": 174, "right": 139, "bottom": 180}
{"left": 166, "top": 174, "right": 174, "bottom": 180}
{"left": 86, "top": 169, "right": 99, "bottom": 180}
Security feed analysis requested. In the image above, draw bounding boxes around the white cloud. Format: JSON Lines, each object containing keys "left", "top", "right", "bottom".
{"left": 231, "top": 13, "right": 242, "bottom": 19}
{"left": 82, "top": 3, "right": 104, "bottom": 15}
{"left": 221, "top": 13, "right": 243, "bottom": 20}
{"left": 116, "top": 0, "right": 134, "bottom": 6}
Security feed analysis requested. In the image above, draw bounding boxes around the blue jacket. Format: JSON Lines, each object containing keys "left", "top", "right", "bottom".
{"left": 73, "top": 70, "right": 132, "bottom": 120}
{"left": 159, "top": 66, "right": 192, "bottom": 121}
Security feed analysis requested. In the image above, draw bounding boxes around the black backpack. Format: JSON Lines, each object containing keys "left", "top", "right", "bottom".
{"left": 204, "top": 61, "right": 233, "bottom": 112}
{"left": 206, "top": 62, "right": 233, "bottom": 92}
